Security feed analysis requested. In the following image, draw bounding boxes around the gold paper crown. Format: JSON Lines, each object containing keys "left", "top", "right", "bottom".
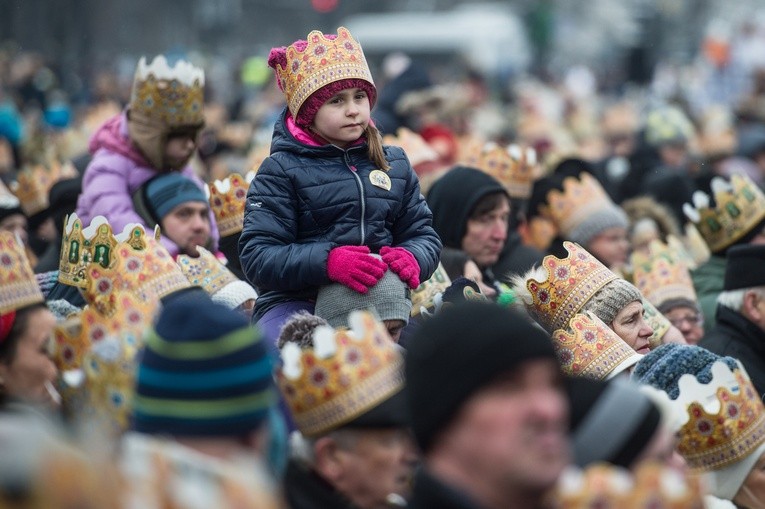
{"left": 53, "top": 292, "right": 154, "bottom": 373}
{"left": 549, "top": 462, "right": 705, "bottom": 509}
{"left": 456, "top": 134, "right": 486, "bottom": 167}
{"left": 631, "top": 239, "right": 698, "bottom": 309}
{"left": 277, "top": 310, "right": 404, "bottom": 437}
{"left": 83, "top": 225, "right": 190, "bottom": 315}
{"left": 273, "top": 27, "right": 374, "bottom": 119}
{"left": 58, "top": 214, "right": 122, "bottom": 288}
{"left": 0, "top": 231, "right": 44, "bottom": 314}
{"left": 644, "top": 300, "right": 671, "bottom": 349}
{"left": 382, "top": 127, "right": 439, "bottom": 168}
{"left": 13, "top": 160, "right": 77, "bottom": 215}
{"left": 177, "top": 246, "right": 239, "bottom": 295}
{"left": 673, "top": 361, "right": 765, "bottom": 471}
{"left": 130, "top": 55, "right": 205, "bottom": 126}
{"left": 552, "top": 312, "right": 642, "bottom": 380}
{"left": 207, "top": 173, "right": 249, "bottom": 237}
{"left": 476, "top": 143, "right": 538, "bottom": 199}
{"left": 683, "top": 175, "right": 765, "bottom": 253}
{"left": 525, "top": 242, "right": 618, "bottom": 332}
{"left": 542, "top": 172, "right": 620, "bottom": 237}
{"left": 410, "top": 263, "right": 451, "bottom": 316}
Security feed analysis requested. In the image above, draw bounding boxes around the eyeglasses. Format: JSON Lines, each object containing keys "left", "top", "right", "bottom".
{"left": 669, "top": 314, "right": 703, "bottom": 328}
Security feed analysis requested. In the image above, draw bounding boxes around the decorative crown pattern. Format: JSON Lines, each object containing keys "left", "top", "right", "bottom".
{"left": 674, "top": 361, "right": 765, "bottom": 471}
{"left": 410, "top": 263, "right": 452, "bottom": 316}
{"left": 631, "top": 239, "right": 697, "bottom": 309}
{"left": 382, "top": 128, "right": 439, "bottom": 168}
{"left": 526, "top": 242, "right": 618, "bottom": 332}
{"left": 130, "top": 55, "right": 205, "bottom": 126}
{"left": 550, "top": 462, "right": 705, "bottom": 509}
{"left": 277, "top": 311, "right": 404, "bottom": 437}
{"left": 0, "top": 231, "right": 44, "bottom": 314}
{"left": 683, "top": 175, "right": 765, "bottom": 253}
{"left": 53, "top": 291, "right": 154, "bottom": 372}
{"left": 207, "top": 173, "right": 249, "bottom": 237}
{"left": 273, "top": 27, "right": 374, "bottom": 119}
{"left": 644, "top": 300, "right": 671, "bottom": 349}
{"left": 83, "top": 225, "right": 190, "bottom": 315}
{"left": 476, "top": 143, "right": 538, "bottom": 199}
{"left": 542, "top": 173, "right": 619, "bottom": 236}
{"left": 13, "top": 160, "right": 77, "bottom": 215}
{"left": 552, "top": 312, "right": 642, "bottom": 380}
{"left": 58, "top": 215, "right": 121, "bottom": 288}
{"left": 177, "top": 246, "right": 239, "bottom": 296}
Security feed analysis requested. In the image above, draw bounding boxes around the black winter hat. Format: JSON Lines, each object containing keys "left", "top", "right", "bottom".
{"left": 426, "top": 166, "right": 507, "bottom": 249}
{"left": 405, "top": 301, "right": 557, "bottom": 452}
{"left": 724, "top": 244, "right": 765, "bottom": 291}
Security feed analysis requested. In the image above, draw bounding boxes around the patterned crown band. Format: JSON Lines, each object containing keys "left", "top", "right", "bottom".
{"left": 0, "top": 232, "right": 44, "bottom": 315}
{"left": 273, "top": 27, "right": 374, "bottom": 119}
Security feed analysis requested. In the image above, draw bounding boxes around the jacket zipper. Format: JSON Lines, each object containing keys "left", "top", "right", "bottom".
{"left": 343, "top": 149, "right": 366, "bottom": 245}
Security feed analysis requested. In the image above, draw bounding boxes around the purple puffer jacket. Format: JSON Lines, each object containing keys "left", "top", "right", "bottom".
{"left": 75, "top": 113, "right": 218, "bottom": 256}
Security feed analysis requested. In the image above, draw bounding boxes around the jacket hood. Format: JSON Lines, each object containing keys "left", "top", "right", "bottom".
{"left": 426, "top": 166, "right": 507, "bottom": 248}
{"left": 89, "top": 112, "right": 149, "bottom": 167}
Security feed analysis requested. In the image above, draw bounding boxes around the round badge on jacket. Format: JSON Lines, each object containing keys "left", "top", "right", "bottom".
{"left": 369, "top": 170, "right": 392, "bottom": 191}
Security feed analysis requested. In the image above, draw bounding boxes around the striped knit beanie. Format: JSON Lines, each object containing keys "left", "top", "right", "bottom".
{"left": 132, "top": 292, "right": 275, "bottom": 437}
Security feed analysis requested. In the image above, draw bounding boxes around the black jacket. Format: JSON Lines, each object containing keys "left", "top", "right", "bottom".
{"left": 700, "top": 306, "right": 765, "bottom": 398}
{"left": 239, "top": 109, "right": 442, "bottom": 320}
{"left": 283, "top": 460, "right": 359, "bottom": 509}
{"left": 409, "top": 470, "right": 486, "bottom": 509}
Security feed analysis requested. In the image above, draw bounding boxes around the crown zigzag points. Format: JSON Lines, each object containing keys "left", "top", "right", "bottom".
{"left": 543, "top": 173, "right": 617, "bottom": 236}
{"left": 476, "top": 143, "right": 538, "bottom": 199}
{"left": 631, "top": 239, "right": 697, "bottom": 309}
{"left": 207, "top": 173, "right": 249, "bottom": 237}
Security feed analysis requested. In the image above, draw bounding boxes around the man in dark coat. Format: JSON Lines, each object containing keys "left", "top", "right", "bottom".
{"left": 405, "top": 302, "right": 569, "bottom": 509}
{"left": 426, "top": 166, "right": 542, "bottom": 291}
{"left": 700, "top": 244, "right": 765, "bottom": 397}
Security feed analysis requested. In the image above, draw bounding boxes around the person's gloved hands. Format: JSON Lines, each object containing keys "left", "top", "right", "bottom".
{"left": 327, "top": 245, "right": 387, "bottom": 293}
{"left": 380, "top": 246, "right": 420, "bottom": 289}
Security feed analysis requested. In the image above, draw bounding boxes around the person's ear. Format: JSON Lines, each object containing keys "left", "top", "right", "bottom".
{"left": 744, "top": 291, "right": 764, "bottom": 323}
{"left": 313, "top": 436, "right": 345, "bottom": 482}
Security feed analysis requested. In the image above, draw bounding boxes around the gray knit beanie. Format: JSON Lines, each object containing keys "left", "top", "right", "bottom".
{"left": 581, "top": 278, "right": 642, "bottom": 325}
{"left": 568, "top": 207, "right": 629, "bottom": 247}
{"left": 315, "top": 263, "right": 412, "bottom": 328}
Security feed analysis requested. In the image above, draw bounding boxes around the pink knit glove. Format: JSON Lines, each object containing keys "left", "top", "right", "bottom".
{"left": 327, "top": 246, "right": 387, "bottom": 294}
{"left": 380, "top": 246, "right": 421, "bottom": 289}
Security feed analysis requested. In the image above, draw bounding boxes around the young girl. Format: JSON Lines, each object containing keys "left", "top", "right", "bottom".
{"left": 239, "top": 27, "right": 442, "bottom": 345}
{"left": 75, "top": 55, "right": 218, "bottom": 257}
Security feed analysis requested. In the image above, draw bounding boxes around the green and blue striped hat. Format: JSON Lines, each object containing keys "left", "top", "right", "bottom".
{"left": 132, "top": 292, "right": 275, "bottom": 437}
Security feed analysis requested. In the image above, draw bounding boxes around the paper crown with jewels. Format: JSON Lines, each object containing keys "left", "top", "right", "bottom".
{"left": 206, "top": 173, "right": 249, "bottom": 238}
{"left": 272, "top": 27, "right": 374, "bottom": 120}
{"left": 277, "top": 310, "right": 404, "bottom": 437}
{"left": 631, "top": 239, "right": 698, "bottom": 310}
{"left": 177, "top": 246, "right": 239, "bottom": 295}
{"left": 552, "top": 312, "right": 642, "bottom": 380}
{"left": 683, "top": 175, "right": 765, "bottom": 253}
{"left": 525, "top": 242, "right": 618, "bottom": 332}
{"left": 476, "top": 143, "right": 538, "bottom": 199}
{"left": 0, "top": 231, "right": 44, "bottom": 314}
{"left": 129, "top": 55, "right": 205, "bottom": 127}
{"left": 410, "top": 263, "right": 452, "bottom": 316}
{"left": 549, "top": 461, "right": 705, "bottom": 509}
{"left": 12, "top": 160, "right": 78, "bottom": 216}
{"left": 58, "top": 214, "right": 123, "bottom": 288}
{"left": 53, "top": 291, "right": 154, "bottom": 373}
{"left": 382, "top": 127, "right": 440, "bottom": 168}
{"left": 672, "top": 361, "right": 765, "bottom": 472}
{"left": 541, "top": 172, "right": 621, "bottom": 238}
{"left": 83, "top": 224, "right": 190, "bottom": 315}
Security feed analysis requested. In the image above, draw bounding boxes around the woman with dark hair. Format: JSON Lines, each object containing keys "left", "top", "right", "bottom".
{"left": 0, "top": 232, "right": 58, "bottom": 408}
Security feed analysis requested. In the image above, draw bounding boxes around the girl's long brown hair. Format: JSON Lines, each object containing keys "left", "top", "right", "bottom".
{"left": 365, "top": 123, "right": 390, "bottom": 171}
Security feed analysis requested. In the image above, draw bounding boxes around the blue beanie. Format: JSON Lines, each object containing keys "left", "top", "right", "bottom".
{"left": 132, "top": 291, "right": 275, "bottom": 437}
{"left": 630, "top": 343, "right": 739, "bottom": 399}
{"left": 136, "top": 172, "right": 207, "bottom": 225}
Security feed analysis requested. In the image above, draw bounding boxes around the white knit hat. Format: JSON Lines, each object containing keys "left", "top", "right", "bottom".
{"left": 211, "top": 280, "right": 257, "bottom": 310}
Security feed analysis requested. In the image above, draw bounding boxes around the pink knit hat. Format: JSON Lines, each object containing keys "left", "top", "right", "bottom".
{"left": 268, "top": 27, "right": 377, "bottom": 127}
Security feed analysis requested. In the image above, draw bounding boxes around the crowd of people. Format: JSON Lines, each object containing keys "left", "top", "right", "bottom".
{"left": 2, "top": 16, "right": 765, "bottom": 509}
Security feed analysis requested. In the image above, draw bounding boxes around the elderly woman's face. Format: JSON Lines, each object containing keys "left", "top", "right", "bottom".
{"left": 610, "top": 301, "right": 653, "bottom": 354}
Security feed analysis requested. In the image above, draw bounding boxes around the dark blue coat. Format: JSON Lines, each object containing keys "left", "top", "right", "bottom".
{"left": 239, "top": 110, "right": 442, "bottom": 319}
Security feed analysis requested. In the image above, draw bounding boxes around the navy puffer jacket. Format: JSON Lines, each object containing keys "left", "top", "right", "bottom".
{"left": 239, "top": 109, "right": 442, "bottom": 320}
